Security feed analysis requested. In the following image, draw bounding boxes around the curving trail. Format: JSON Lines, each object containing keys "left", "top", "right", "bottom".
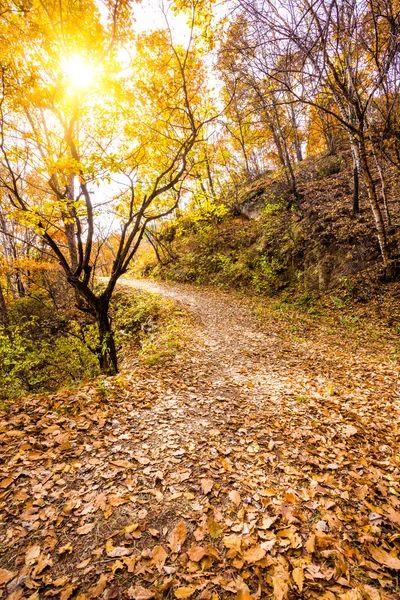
{"left": 0, "top": 278, "right": 399, "bottom": 599}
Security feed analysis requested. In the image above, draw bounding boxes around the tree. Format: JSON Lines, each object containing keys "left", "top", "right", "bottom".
{"left": 0, "top": 0, "right": 214, "bottom": 374}
{"left": 238, "top": 0, "right": 400, "bottom": 274}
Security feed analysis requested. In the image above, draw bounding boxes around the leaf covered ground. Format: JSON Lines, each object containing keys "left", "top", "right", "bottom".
{"left": 0, "top": 280, "right": 399, "bottom": 600}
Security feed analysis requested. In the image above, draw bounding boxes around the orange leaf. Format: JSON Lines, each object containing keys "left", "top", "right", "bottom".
{"left": 151, "top": 545, "right": 168, "bottom": 572}
{"left": 0, "top": 568, "right": 16, "bottom": 585}
{"left": 89, "top": 573, "right": 109, "bottom": 598}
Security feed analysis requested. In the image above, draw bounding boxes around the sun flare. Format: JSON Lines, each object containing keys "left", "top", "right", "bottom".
{"left": 64, "top": 54, "right": 95, "bottom": 89}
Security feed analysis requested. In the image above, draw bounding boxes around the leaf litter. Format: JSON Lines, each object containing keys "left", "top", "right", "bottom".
{"left": 0, "top": 279, "right": 399, "bottom": 599}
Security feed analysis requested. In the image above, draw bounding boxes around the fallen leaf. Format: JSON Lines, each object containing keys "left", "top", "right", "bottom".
{"left": 124, "top": 523, "right": 139, "bottom": 536}
{"left": 0, "top": 477, "right": 13, "bottom": 488}
{"left": 207, "top": 516, "right": 224, "bottom": 538}
{"left": 127, "top": 586, "right": 155, "bottom": 600}
{"left": 174, "top": 587, "right": 197, "bottom": 599}
{"left": 105, "top": 540, "right": 131, "bottom": 558}
{"left": 272, "top": 566, "right": 289, "bottom": 600}
{"left": 151, "top": 545, "right": 168, "bottom": 572}
{"left": 60, "top": 589, "right": 76, "bottom": 600}
{"left": 242, "top": 545, "right": 266, "bottom": 563}
{"left": 339, "top": 591, "right": 363, "bottom": 600}
{"left": 187, "top": 544, "right": 206, "bottom": 562}
{"left": 229, "top": 490, "right": 241, "bottom": 506}
{"left": 58, "top": 543, "right": 73, "bottom": 555}
{"left": 388, "top": 508, "right": 400, "bottom": 526}
{"left": 25, "top": 544, "right": 41, "bottom": 566}
{"left": 292, "top": 567, "right": 304, "bottom": 592}
{"left": 223, "top": 534, "right": 242, "bottom": 553}
{"left": 0, "top": 568, "right": 16, "bottom": 584}
{"left": 169, "top": 521, "right": 187, "bottom": 553}
{"left": 77, "top": 523, "right": 95, "bottom": 535}
{"left": 89, "top": 574, "right": 109, "bottom": 598}
{"left": 368, "top": 545, "right": 400, "bottom": 570}
{"left": 201, "top": 478, "right": 214, "bottom": 494}
{"left": 236, "top": 585, "right": 253, "bottom": 600}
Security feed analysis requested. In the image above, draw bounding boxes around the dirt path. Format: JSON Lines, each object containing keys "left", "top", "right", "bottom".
{"left": 0, "top": 279, "right": 399, "bottom": 599}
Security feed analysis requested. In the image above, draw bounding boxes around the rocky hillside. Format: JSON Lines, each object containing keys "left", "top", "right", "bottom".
{"left": 133, "top": 151, "right": 400, "bottom": 299}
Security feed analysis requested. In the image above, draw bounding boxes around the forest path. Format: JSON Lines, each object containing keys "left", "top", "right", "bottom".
{"left": 1, "top": 279, "right": 399, "bottom": 599}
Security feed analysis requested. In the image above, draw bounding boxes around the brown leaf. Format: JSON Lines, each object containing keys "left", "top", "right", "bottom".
{"left": 229, "top": 490, "right": 241, "bottom": 506}
{"left": 169, "top": 521, "right": 187, "bottom": 553}
{"left": 0, "top": 568, "right": 16, "bottom": 584}
{"left": 368, "top": 545, "right": 400, "bottom": 570}
{"left": 388, "top": 508, "right": 400, "bottom": 526}
{"left": 60, "top": 588, "right": 76, "bottom": 600}
{"left": 58, "top": 543, "right": 73, "bottom": 555}
{"left": 174, "top": 587, "right": 197, "bottom": 599}
{"left": 201, "top": 478, "right": 214, "bottom": 495}
{"left": 242, "top": 545, "right": 266, "bottom": 563}
{"left": 25, "top": 544, "right": 41, "bottom": 566}
{"left": 127, "top": 586, "right": 155, "bottom": 600}
{"left": 151, "top": 545, "right": 168, "bottom": 572}
{"left": 187, "top": 544, "right": 206, "bottom": 562}
{"left": 0, "top": 477, "right": 13, "bottom": 489}
{"left": 89, "top": 574, "right": 109, "bottom": 598}
{"left": 77, "top": 523, "right": 95, "bottom": 535}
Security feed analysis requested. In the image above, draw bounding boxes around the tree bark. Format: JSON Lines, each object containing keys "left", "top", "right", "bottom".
{"left": 0, "top": 284, "right": 9, "bottom": 330}
{"left": 358, "top": 135, "right": 391, "bottom": 275}
{"left": 350, "top": 139, "right": 361, "bottom": 214}
{"left": 95, "top": 300, "right": 118, "bottom": 376}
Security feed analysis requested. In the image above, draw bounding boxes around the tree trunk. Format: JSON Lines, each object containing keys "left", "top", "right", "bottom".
{"left": 0, "top": 284, "right": 9, "bottom": 329}
{"left": 95, "top": 300, "right": 118, "bottom": 375}
{"left": 350, "top": 140, "right": 361, "bottom": 214}
{"left": 358, "top": 135, "right": 391, "bottom": 275}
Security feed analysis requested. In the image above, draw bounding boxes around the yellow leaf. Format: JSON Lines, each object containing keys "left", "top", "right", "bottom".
{"left": 207, "top": 516, "right": 224, "bottom": 538}
{"left": 105, "top": 539, "right": 131, "bottom": 558}
{"left": 272, "top": 566, "right": 289, "bottom": 600}
{"left": 25, "top": 544, "right": 41, "bottom": 566}
{"left": 174, "top": 587, "right": 197, "bottom": 599}
{"left": 292, "top": 567, "right": 304, "bottom": 592}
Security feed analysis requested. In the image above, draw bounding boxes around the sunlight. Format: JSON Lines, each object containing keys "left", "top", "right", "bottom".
{"left": 64, "top": 54, "right": 95, "bottom": 89}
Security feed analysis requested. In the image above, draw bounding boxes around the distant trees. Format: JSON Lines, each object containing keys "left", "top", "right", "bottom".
{"left": 0, "top": 0, "right": 214, "bottom": 374}
{"left": 220, "top": 0, "right": 400, "bottom": 275}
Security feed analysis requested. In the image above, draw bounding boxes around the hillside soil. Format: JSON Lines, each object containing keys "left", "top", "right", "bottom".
{"left": 0, "top": 280, "right": 399, "bottom": 600}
